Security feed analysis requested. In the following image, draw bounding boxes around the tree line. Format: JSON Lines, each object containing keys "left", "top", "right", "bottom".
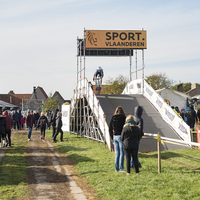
{"left": 102, "top": 73, "right": 194, "bottom": 94}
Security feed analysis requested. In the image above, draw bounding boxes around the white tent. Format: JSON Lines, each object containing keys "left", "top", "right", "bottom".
{"left": 0, "top": 100, "right": 18, "bottom": 109}
{"left": 156, "top": 89, "right": 191, "bottom": 110}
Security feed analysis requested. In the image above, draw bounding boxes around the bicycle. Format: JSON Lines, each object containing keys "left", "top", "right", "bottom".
{"left": 94, "top": 75, "right": 102, "bottom": 92}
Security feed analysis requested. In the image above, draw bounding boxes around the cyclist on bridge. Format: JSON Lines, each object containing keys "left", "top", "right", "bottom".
{"left": 93, "top": 66, "right": 104, "bottom": 90}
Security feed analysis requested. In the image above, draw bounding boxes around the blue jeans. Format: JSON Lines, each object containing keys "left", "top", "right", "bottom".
{"left": 28, "top": 126, "right": 33, "bottom": 139}
{"left": 131, "top": 140, "right": 141, "bottom": 167}
{"left": 113, "top": 135, "right": 124, "bottom": 171}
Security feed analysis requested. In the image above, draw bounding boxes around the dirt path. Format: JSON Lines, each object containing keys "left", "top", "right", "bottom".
{"left": 22, "top": 130, "right": 99, "bottom": 200}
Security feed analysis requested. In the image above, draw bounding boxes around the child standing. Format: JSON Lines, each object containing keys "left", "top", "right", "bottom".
{"left": 21, "top": 115, "right": 25, "bottom": 130}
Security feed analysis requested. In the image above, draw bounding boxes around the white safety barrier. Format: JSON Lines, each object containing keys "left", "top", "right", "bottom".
{"left": 122, "top": 78, "right": 144, "bottom": 95}
{"left": 62, "top": 105, "right": 70, "bottom": 132}
{"left": 71, "top": 77, "right": 111, "bottom": 150}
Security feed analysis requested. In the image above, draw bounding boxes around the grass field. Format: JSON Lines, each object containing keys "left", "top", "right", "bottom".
{"left": 0, "top": 132, "right": 28, "bottom": 200}
{"left": 49, "top": 131, "right": 200, "bottom": 200}
{"left": 1, "top": 130, "right": 200, "bottom": 200}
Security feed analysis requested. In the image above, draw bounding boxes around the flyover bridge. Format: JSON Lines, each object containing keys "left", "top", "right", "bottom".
{"left": 70, "top": 78, "right": 191, "bottom": 152}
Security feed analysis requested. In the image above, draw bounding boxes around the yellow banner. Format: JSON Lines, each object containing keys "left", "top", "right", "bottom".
{"left": 85, "top": 30, "right": 147, "bottom": 49}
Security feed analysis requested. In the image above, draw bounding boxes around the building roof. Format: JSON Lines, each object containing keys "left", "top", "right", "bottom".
{"left": 12, "top": 94, "right": 32, "bottom": 100}
{"left": 37, "top": 86, "right": 48, "bottom": 99}
{"left": 185, "top": 83, "right": 200, "bottom": 95}
{"left": 53, "top": 91, "right": 64, "bottom": 101}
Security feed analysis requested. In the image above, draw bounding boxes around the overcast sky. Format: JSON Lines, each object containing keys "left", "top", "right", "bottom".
{"left": 1, "top": 0, "right": 200, "bottom": 100}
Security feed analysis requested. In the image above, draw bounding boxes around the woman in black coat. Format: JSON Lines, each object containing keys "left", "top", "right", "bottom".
{"left": 109, "top": 106, "right": 126, "bottom": 172}
{"left": 37, "top": 112, "right": 48, "bottom": 140}
{"left": 52, "top": 111, "right": 63, "bottom": 143}
{"left": 121, "top": 115, "right": 141, "bottom": 175}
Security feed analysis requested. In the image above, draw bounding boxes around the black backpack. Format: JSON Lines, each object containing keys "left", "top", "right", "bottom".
{"left": 186, "top": 110, "right": 193, "bottom": 120}
{"left": 40, "top": 118, "right": 46, "bottom": 128}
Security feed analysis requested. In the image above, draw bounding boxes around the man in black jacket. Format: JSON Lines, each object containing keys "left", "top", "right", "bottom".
{"left": 52, "top": 111, "right": 63, "bottom": 142}
{"left": 34, "top": 111, "right": 40, "bottom": 130}
{"left": 13, "top": 110, "right": 20, "bottom": 130}
{"left": 185, "top": 104, "right": 197, "bottom": 131}
{"left": 51, "top": 109, "right": 59, "bottom": 139}
{"left": 131, "top": 106, "right": 144, "bottom": 168}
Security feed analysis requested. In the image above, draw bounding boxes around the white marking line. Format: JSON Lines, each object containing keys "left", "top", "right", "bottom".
{"left": 31, "top": 141, "right": 58, "bottom": 199}
{"left": 46, "top": 141, "right": 87, "bottom": 200}
{"left": 63, "top": 167, "right": 87, "bottom": 200}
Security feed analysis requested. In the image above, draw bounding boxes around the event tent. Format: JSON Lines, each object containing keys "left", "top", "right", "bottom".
{"left": 0, "top": 100, "right": 18, "bottom": 109}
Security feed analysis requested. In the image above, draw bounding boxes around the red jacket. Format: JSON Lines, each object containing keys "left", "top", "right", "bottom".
{"left": 3, "top": 111, "right": 13, "bottom": 130}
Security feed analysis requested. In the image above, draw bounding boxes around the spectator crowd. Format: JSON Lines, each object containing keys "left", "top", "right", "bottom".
{"left": 171, "top": 104, "right": 200, "bottom": 130}
{"left": 0, "top": 108, "right": 63, "bottom": 148}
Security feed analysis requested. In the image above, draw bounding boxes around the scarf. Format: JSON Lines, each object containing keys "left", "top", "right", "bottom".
{"left": 124, "top": 120, "right": 137, "bottom": 127}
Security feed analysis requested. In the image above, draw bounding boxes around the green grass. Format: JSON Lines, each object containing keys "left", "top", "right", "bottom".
{"left": 0, "top": 132, "right": 28, "bottom": 200}
{"left": 1, "top": 130, "right": 200, "bottom": 199}
{"left": 47, "top": 131, "right": 200, "bottom": 200}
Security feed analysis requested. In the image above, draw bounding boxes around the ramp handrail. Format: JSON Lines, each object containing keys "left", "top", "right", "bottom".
{"left": 71, "top": 77, "right": 111, "bottom": 150}
{"left": 144, "top": 133, "right": 200, "bottom": 147}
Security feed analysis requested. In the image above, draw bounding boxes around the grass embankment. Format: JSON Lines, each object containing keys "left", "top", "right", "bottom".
{"left": 48, "top": 131, "right": 200, "bottom": 200}
{"left": 0, "top": 131, "right": 28, "bottom": 200}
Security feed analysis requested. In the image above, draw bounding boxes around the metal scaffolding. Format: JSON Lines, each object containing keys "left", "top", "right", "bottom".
{"left": 70, "top": 34, "right": 108, "bottom": 147}
{"left": 70, "top": 78, "right": 107, "bottom": 146}
{"left": 70, "top": 29, "right": 146, "bottom": 151}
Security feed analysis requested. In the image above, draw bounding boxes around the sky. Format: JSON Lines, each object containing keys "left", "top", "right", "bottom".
{"left": 1, "top": 0, "right": 200, "bottom": 100}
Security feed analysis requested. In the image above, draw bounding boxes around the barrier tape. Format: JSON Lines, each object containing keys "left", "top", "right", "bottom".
{"left": 160, "top": 140, "right": 189, "bottom": 147}
{"left": 147, "top": 136, "right": 189, "bottom": 147}
{"left": 144, "top": 133, "right": 200, "bottom": 147}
